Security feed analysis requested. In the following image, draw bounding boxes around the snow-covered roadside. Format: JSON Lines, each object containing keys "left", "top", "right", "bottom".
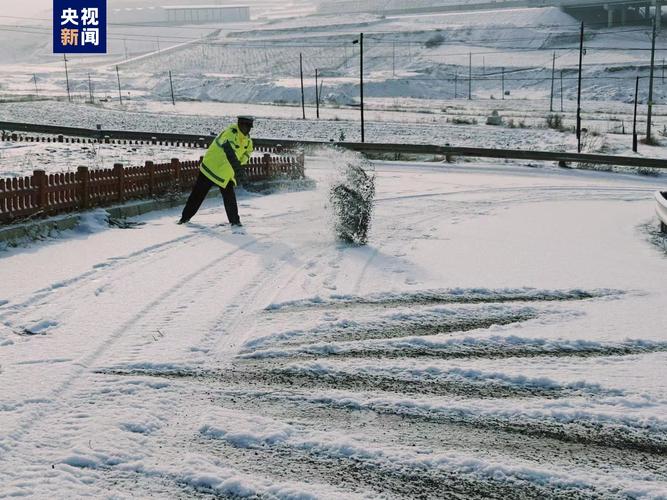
{"left": 0, "top": 155, "right": 666, "bottom": 497}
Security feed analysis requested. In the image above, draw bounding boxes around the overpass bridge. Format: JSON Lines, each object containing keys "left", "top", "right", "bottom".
{"left": 317, "top": 0, "right": 665, "bottom": 29}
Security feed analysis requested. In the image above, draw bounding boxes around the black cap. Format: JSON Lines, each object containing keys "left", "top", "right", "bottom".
{"left": 238, "top": 115, "right": 254, "bottom": 125}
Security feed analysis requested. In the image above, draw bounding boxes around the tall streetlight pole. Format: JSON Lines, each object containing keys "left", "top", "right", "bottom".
{"left": 647, "top": 12, "right": 657, "bottom": 143}
{"left": 633, "top": 75, "right": 640, "bottom": 152}
{"left": 299, "top": 53, "right": 305, "bottom": 120}
{"left": 315, "top": 68, "right": 320, "bottom": 119}
{"left": 353, "top": 33, "right": 365, "bottom": 142}
{"left": 576, "top": 22, "right": 584, "bottom": 153}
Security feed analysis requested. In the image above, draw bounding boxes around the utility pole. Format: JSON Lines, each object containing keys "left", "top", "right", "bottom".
{"left": 116, "top": 65, "right": 123, "bottom": 106}
{"left": 468, "top": 52, "right": 472, "bottom": 100}
{"left": 124, "top": 39, "right": 128, "bottom": 60}
{"left": 88, "top": 73, "right": 93, "bottom": 103}
{"left": 353, "top": 34, "right": 365, "bottom": 142}
{"left": 633, "top": 75, "right": 640, "bottom": 152}
{"left": 502, "top": 67, "right": 505, "bottom": 99}
{"left": 454, "top": 73, "right": 458, "bottom": 99}
{"left": 560, "top": 69, "right": 564, "bottom": 112}
{"left": 33, "top": 74, "right": 38, "bottom": 97}
{"left": 319, "top": 79, "right": 324, "bottom": 108}
{"left": 576, "top": 22, "right": 584, "bottom": 153}
{"left": 299, "top": 53, "right": 305, "bottom": 120}
{"left": 392, "top": 40, "right": 396, "bottom": 77}
{"left": 63, "top": 54, "right": 71, "bottom": 102}
{"left": 361, "top": 32, "right": 365, "bottom": 142}
{"left": 663, "top": 57, "right": 665, "bottom": 83}
{"left": 169, "top": 70, "right": 175, "bottom": 106}
{"left": 550, "top": 51, "right": 556, "bottom": 112}
{"left": 315, "top": 68, "right": 320, "bottom": 119}
{"left": 647, "top": 12, "right": 657, "bottom": 143}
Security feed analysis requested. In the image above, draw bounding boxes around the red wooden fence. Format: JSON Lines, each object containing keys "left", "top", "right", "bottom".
{"left": 0, "top": 153, "right": 305, "bottom": 224}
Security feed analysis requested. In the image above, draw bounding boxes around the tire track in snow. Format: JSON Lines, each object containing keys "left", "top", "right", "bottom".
{"left": 196, "top": 435, "right": 585, "bottom": 500}
{"left": 241, "top": 307, "right": 539, "bottom": 352}
{"left": 209, "top": 387, "right": 667, "bottom": 456}
{"left": 200, "top": 393, "right": 667, "bottom": 491}
{"left": 240, "top": 337, "right": 667, "bottom": 362}
{"left": 0, "top": 230, "right": 280, "bottom": 459}
{"left": 264, "top": 287, "right": 622, "bottom": 313}
{"left": 0, "top": 232, "right": 202, "bottom": 325}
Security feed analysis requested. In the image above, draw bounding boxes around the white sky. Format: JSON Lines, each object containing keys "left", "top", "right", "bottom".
{"left": 1, "top": 0, "right": 50, "bottom": 19}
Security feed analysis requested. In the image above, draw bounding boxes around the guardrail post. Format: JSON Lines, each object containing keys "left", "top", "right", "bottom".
{"left": 171, "top": 158, "right": 181, "bottom": 189}
{"left": 113, "top": 163, "right": 125, "bottom": 202}
{"left": 146, "top": 161, "right": 155, "bottom": 197}
{"left": 77, "top": 166, "right": 90, "bottom": 209}
{"left": 33, "top": 169, "right": 47, "bottom": 214}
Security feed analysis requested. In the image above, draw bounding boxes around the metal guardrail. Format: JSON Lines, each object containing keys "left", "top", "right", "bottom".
{"left": 3, "top": 120, "right": 667, "bottom": 169}
{"left": 264, "top": 140, "right": 667, "bottom": 170}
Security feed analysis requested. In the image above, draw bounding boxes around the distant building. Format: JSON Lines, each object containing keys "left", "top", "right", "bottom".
{"left": 163, "top": 5, "right": 250, "bottom": 24}
{"left": 111, "top": 4, "right": 250, "bottom": 25}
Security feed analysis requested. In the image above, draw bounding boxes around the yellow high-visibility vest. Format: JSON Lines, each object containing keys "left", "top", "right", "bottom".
{"left": 200, "top": 124, "right": 253, "bottom": 188}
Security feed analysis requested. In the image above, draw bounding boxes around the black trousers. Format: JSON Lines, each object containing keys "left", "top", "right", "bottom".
{"left": 181, "top": 172, "right": 239, "bottom": 224}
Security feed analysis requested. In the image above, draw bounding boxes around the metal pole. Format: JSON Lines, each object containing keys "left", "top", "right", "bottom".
{"left": 88, "top": 73, "right": 93, "bottom": 103}
{"left": 633, "top": 75, "right": 640, "bottom": 152}
{"left": 392, "top": 40, "right": 396, "bottom": 77}
{"left": 360, "top": 33, "right": 365, "bottom": 143}
{"left": 455, "top": 73, "right": 458, "bottom": 99}
{"left": 64, "top": 54, "right": 71, "bottom": 103}
{"left": 300, "top": 53, "right": 305, "bottom": 120}
{"left": 315, "top": 68, "right": 320, "bottom": 119}
{"left": 169, "top": 70, "right": 175, "bottom": 106}
{"left": 468, "top": 52, "right": 472, "bottom": 100}
{"left": 647, "top": 13, "right": 657, "bottom": 143}
{"left": 502, "top": 67, "right": 505, "bottom": 99}
{"left": 116, "top": 65, "right": 123, "bottom": 106}
{"left": 576, "top": 22, "right": 584, "bottom": 153}
{"left": 33, "top": 74, "right": 38, "bottom": 97}
{"left": 550, "top": 51, "right": 556, "bottom": 112}
{"left": 560, "top": 69, "right": 564, "bottom": 112}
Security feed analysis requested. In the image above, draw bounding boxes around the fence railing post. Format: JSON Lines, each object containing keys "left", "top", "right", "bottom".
{"left": 262, "top": 153, "right": 272, "bottom": 180}
{"left": 77, "top": 166, "right": 90, "bottom": 209}
{"left": 33, "top": 169, "right": 47, "bottom": 214}
{"left": 113, "top": 163, "right": 125, "bottom": 202}
{"left": 171, "top": 158, "right": 181, "bottom": 190}
{"left": 297, "top": 151, "right": 305, "bottom": 178}
{"left": 146, "top": 161, "right": 155, "bottom": 197}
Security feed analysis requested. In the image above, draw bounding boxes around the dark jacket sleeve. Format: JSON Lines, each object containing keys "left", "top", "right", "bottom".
{"left": 222, "top": 141, "right": 242, "bottom": 171}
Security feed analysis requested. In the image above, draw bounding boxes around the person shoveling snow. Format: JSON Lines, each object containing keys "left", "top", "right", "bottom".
{"left": 179, "top": 116, "right": 254, "bottom": 227}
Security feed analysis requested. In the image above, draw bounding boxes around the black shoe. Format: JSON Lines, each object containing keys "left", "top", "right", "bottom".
{"left": 178, "top": 218, "right": 190, "bottom": 225}
{"left": 231, "top": 221, "right": 243, "bottom": 227}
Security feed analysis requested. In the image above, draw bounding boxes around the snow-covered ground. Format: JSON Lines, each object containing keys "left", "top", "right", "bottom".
{"left": 1, "top": 153, "right": 666, "bottom": 498}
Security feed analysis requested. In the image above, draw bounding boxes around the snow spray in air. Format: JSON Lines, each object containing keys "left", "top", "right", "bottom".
{"left": 328, "top": 152, "right": 375, "bottom": 245}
